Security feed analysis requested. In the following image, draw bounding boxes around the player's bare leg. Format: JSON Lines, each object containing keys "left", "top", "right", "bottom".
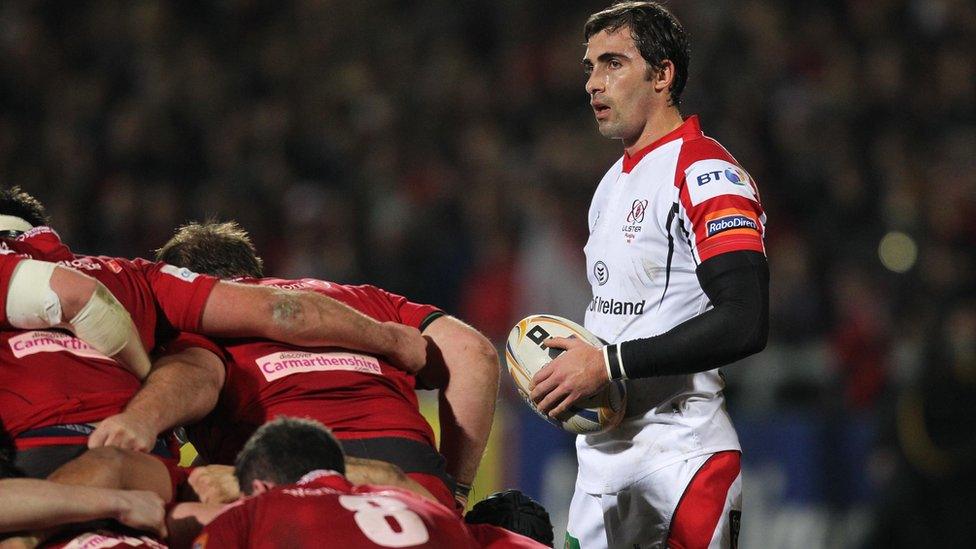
{"left": 46, "top": 446, "right": 175, "bottom": 502}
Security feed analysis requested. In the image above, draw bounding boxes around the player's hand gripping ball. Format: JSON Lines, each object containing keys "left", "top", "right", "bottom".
{"left": 505, "top": 314, "right": 626, "bottom": 434}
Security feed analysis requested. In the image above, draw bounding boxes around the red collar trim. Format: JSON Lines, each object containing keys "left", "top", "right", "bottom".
{"left": 622, "top": 115, "right": 701, "bottom": 173}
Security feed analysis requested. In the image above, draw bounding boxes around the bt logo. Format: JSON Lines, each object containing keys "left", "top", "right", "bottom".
{"left": 696, "top": 167, "right": 747, "bottom": 186}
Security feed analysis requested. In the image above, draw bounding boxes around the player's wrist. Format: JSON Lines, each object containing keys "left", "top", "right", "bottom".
{"left": 454, "top": 481, "right": 471, "bottom": 510}
{"left": 601, "top": 344, "right": 627, "bottom": 380}
{"left": 107, "top": 488, "right": 133, "bottom": 522}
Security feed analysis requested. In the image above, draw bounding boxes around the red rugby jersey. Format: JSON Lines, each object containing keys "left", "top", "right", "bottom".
{"left": 187, "top": 278, "right": 441, "bottom": 464}
{"left": 196, "top": 471, "right": 478, "bottom": 549}
{"left": 0, "top": 249, "right": 25, "bottom": 326}
{"left": 0, "top": 227, "right": 220, "bottom": 437}
{"left": 465, "top": 523, "right": 550, "bottom": 548}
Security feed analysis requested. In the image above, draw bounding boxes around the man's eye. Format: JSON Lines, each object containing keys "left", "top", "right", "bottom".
{"left": 608, "top": 59, "right": 622, "bottom": 69}
{"left": 583, "top": 66, "right": 593, "bottom": 76}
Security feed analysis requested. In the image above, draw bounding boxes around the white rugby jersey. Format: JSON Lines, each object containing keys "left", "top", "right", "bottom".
{"left": 577, "top": 116, "right": 766, "bottom": 494}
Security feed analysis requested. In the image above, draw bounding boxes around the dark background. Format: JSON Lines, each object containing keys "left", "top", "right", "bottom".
{"left": 1, "top": 1, "right": 973, "bottom": 546}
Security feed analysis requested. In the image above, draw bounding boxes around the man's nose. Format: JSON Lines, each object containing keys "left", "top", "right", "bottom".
{"left": 586, "top": 70, "right": 604, "bottom": 96}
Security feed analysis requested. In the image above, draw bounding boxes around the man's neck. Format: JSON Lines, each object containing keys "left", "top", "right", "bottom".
{"left": 623, "top": 107, "right": 684, "bottom": 156}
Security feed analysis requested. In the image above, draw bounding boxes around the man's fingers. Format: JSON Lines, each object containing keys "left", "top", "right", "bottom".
{"left": 549, "top": 394, "right": 578, "bottom": 419}
{"left": 129, "top": 435, "right": 150, "bottom": 453}
{"left": 189, "top": 466, "right": 240, "bottom": 504}
{"left": 541, "top": 337, "right": 577, "bottom": 350}
{"left": 529, "top": 362, "right": 554, "bottom": 390}
{"left": 529, "top": 368, "right": 558, "bottom": 401}
{"left": 87, "top": 428, "right": 107, "bottom": 449}
{"left": 536, "top": 384, "right": 570, "bottom": 415}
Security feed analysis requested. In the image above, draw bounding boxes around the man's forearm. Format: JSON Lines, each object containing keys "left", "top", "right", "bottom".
{"left": 422, "top": 316, "right": 499, "bottom": 486}
{"left": 121, "top": 347, "right": 224, "bottom": 435}
{"left": 606, "top": 251, "right": 769, "bottom": 379}
{"left": 0, "top": 480, "right": 130, "bottom": 532}
{"left": 264, "top": 289, "right": 397, "bottom": 353}
{"left": 200, "top": 282, "right": 426, "bottom": 372}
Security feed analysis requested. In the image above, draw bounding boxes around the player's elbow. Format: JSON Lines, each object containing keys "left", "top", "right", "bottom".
{"left": 196, "top": 354, "right": 226, "bottom": 404}
{"left": 738, "top": 310, "right": 768, "bottom": 358}
{"left": 744, "top": 324, "right": 768, "bottom": 356}
{"left": 466, "top": 330, "right": 501, "bottom": 380}
{"left": 452, "top": 331, "right": 499, "bottom": 380}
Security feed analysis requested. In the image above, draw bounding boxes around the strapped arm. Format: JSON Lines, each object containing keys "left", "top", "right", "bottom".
{"left": 6, "top": 259, "right": 151, "bottom": 379}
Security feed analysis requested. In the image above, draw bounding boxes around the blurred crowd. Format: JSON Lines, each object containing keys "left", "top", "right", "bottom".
{"left": 0, "top": 1, "right": 974, "bottom": 545}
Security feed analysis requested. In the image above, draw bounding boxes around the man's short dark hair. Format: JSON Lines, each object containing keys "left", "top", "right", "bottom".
{"left": 156, "top": 221, "right": 264, "bottom": 279}
{"left": 465, "top": 490, "right": 554, "bottom": 546}
{"left": 234, "top": 417, "right": 346, "bottom": 495}
{"left": 584, "top": 1, "right": 690, "bottom": 106}
{"left": 0, "top": 186, "right": 50, "bottom": 228}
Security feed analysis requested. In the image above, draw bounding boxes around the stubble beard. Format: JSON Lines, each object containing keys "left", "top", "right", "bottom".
{"left": 597, "top": 117, "right": 623, "bottom": 140}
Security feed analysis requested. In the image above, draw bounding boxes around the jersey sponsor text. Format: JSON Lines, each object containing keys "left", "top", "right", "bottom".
{"left": 684, "top": 158, "right": 758, "bottom": 206}
{"left": 256, "top": 350, "right": 382, "bottom": 382}
{"left": 705, "top": 214, "right": 758, "bottom": 237}
{"left": 9, "top": 330, "right": 111, "bottom": 361}
{"left": 588, "top": 295, "right": 646, "bottom": 316}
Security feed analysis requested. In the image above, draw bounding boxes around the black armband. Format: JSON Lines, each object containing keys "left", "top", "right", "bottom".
{"left": 604, "top": 250, "right": 769, "bottom": 380}
{"left": 419, "top": 311, "right": 446, "bottom": 332}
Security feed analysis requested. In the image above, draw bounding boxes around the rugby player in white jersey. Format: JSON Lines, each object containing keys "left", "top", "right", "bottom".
{"left": 529, "top": 3, "right": 769, "bottom": 547}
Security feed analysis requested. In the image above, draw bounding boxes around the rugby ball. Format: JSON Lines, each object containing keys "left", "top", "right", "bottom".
{"left": 505, "top": 314, "right": 626, "bottom": 434}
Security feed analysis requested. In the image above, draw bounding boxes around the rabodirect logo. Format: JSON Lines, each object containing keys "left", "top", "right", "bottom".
{"left": 706, "top": 215, "right": 758, "bottom": 237}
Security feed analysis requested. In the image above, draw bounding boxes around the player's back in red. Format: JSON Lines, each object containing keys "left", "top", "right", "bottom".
{"left": 187, "top": 277, "right": 459, "bottom": 508}
{"left": 196, "top": 471, "right": 478, "bottom": 549}
{"left": 0, "top": 227, "right": 218, "bottom": 477}
{"left": 189, "top": 277, "right": 439, "bottom": 463}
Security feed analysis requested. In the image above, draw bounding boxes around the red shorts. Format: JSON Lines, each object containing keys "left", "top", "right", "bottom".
{"left": 407, "top": 471, "right": 458, "bottom": 513}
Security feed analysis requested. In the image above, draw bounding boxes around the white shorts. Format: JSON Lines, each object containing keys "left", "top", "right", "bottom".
{"left": 565, "top": 451, "right": 742, "bottom": 549}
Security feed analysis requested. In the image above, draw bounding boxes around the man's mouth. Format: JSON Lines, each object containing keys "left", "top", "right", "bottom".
{"left": 592, "top": 101, "right": 611, "bottom": 119}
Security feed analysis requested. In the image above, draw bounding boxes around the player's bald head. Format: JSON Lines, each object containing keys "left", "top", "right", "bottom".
{"left": 156, "top": 220, "right": 264, "bottom": 279}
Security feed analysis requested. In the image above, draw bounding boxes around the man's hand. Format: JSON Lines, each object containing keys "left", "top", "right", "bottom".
{"left": 87, "top": 413, "right": 157, "bottom": 452}
{"left": 529, "top": 337, "right": 609, "bottom": 418}
{"left": 113, "top": 489, "right": 167, "bottom": 538}
{"left": 382, "top": 322, "right": 427, "bottom": 374}
{"left": 188, "top": 465, "right": 241, "bottom": 504}
{"left": 0, "top": 536, "right": 40, "bottom": 548}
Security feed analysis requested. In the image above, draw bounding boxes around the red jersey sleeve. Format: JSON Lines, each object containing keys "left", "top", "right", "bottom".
{"left": 142, "top": 262, "right": 220, "bottom": 332}
{"left": 676, "top": 141, "right": 766, "bottom": 263}
{"left": 155, "top": 332, "right": 225, "bottom": 363}
{"left": 362, "top": 285, "right": 444, "bottom": 329}
{"left": 0, "top": 253, "right": 25, "bottom": 327}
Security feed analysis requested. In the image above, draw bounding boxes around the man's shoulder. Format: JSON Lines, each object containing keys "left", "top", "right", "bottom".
{"left": 9, "top": 226, "right": 71, "bottom": 260}
{"left": 677, "top": 133, "right": 739, "bottom": 171}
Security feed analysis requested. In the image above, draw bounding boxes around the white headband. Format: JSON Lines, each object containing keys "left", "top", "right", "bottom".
{"left": 0, "top": 215, "right": 33, "bottom": 233}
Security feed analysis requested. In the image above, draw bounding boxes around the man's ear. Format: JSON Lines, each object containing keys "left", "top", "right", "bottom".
{"left": 251, "top": 479, "right": 275, "bottom": 495}
{"left": 651, "top": 59, "right": 676, "bottom": 94}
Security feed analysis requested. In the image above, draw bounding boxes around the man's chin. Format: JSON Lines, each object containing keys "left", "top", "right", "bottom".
{"left": 596, "top": 121, "right": 620, "bottom": 139}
